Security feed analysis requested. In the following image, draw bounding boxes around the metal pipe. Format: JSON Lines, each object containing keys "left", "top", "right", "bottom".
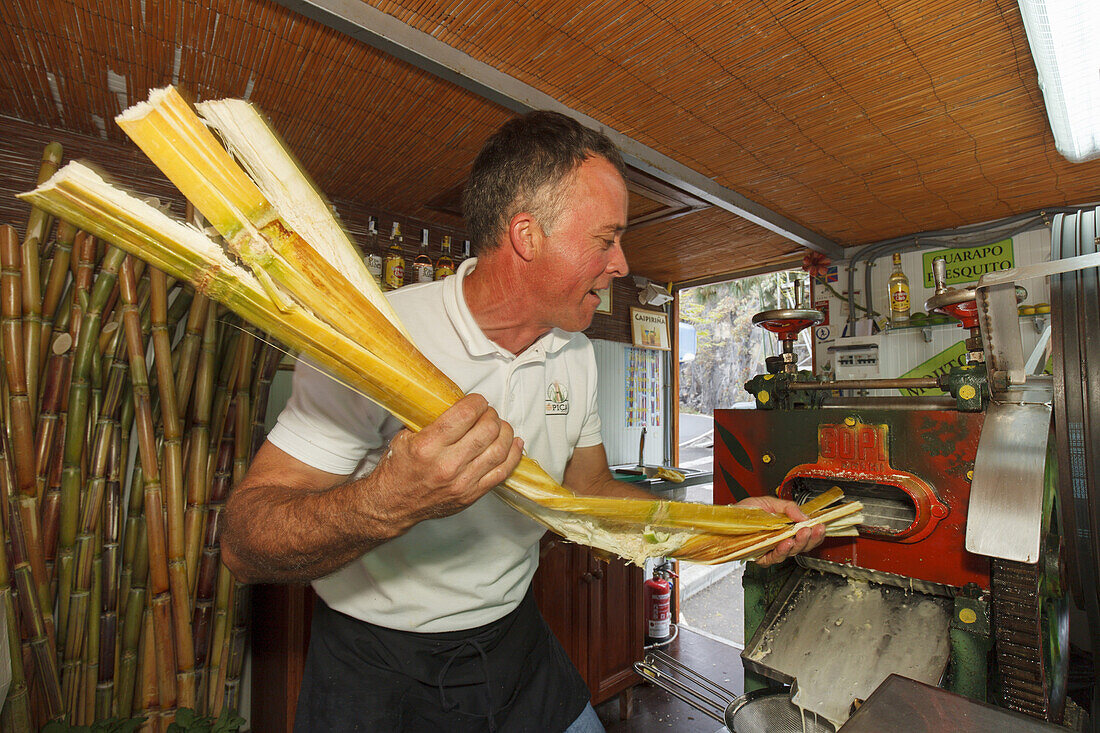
{"left": 819, "top": 396, "right": 958, "bottom": 410}
{"left": 790, "top": 377, "right": 940, "bottom": 391}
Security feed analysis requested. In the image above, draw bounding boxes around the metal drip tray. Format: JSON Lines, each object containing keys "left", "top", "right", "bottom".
{"left": 742, "top": 568, "right": 952, "bottom": 729}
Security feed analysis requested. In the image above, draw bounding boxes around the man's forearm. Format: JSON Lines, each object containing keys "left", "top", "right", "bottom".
{"left": 574, "top": 475, "right": 658, "bottom": 500}
{"left": 222, "top": 476, "right": 397, "bottom": 584}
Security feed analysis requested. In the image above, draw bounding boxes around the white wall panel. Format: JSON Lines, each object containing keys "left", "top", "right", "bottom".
{"left": 592, "top": 339, "right": 666, "bottom": 466}
{"left": 814, "top": 226, "right": 1053, "bottom": 383}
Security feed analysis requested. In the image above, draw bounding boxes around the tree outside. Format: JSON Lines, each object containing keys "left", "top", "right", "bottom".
{"left": 677, "top": 268, "right": 810, "bottom": 643}
{"left": 679, "top": 269, "right": 810, "bottom": 414}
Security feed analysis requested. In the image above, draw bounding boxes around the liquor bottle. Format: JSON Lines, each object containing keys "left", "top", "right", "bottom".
{"left": 463, "top": 239, "right": 471, "bottom": 260}
{"left": 364, "top": 216, "right": 383, "bottom": 286}
{"left": 413, "top": 228, "right": 434, "bottom": 283}
{"left": 888, "top": 252, "right": 911, "bottom": 325}
{"left": 383, "top": 222, "right": 406, "bottom": 291}
{"left": 434, "top": 235, "right": 455, "bottom": 280}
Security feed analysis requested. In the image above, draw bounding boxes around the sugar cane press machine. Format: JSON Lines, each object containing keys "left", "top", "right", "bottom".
{"left": 708, "top": 207, "right": 1100, "bottom": 730}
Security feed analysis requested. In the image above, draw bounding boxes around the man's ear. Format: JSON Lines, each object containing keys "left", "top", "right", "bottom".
{"left": 508, "top": 211, "right": 541, "bottom": 262}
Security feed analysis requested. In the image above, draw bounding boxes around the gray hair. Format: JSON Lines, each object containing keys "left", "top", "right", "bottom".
{"left": 462, "top": 111, "right": 626, "bottom": 256}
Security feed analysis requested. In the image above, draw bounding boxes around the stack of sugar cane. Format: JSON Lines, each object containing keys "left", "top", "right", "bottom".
{"left": 4, "top": 145, "right": 269, "bottom": 726}
{"left": 21, "top": 86, "right": 863, "bottom": 568}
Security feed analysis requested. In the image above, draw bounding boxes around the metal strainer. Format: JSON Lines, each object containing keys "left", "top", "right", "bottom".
{"left": 634, "top": 650, "right": 835, "bottom": 733}
{"left": 726, "top": 690, "right": 833, "bottom": 733}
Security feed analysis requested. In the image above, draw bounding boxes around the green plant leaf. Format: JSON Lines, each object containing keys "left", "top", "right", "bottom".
{"left": 211, "top": 707, "right": 246, "bottom": 733}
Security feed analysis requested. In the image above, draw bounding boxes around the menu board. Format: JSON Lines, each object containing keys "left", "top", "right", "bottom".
{"left": 625, "top": 347, "right": 662, "bottom": 428}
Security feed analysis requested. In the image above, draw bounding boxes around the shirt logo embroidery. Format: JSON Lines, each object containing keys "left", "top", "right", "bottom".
{"left": 545, "top": 381, "right": 570, "bottom": 415}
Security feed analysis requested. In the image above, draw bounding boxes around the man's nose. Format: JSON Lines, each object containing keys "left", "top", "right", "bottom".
{"left": 607, "top": 241, "right": 629, "bottom": 277}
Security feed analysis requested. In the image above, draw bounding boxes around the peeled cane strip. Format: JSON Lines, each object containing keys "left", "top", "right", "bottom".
{"left": 800, "top": 486, "right": 845, "bottom": 516}
{"left": 118, "top": 87, "right": 410, "bottom": 348}
{"left": 674, "top": 501, "right": 863, "bottom": 564}
{"left": 536, "top": 496, "right": 789, "bottom": 535}
{"left": 115, "top": 87, "right": 267, "bottom": 243}
{"left": 119, "top": 87, "right": 437, "bottom": 407}
{"left": 724, "top": 503, "right": 864, "bottom": 562}
{"left": 17, "top": 164, "right": 449, "bottom": 432}
{"left": 193, "top": 97, "right": 408, "bottom": 339}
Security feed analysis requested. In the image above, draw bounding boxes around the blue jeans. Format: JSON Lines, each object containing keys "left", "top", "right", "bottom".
{"left": 564, "top": 702, "right": 605, "bottom": 733}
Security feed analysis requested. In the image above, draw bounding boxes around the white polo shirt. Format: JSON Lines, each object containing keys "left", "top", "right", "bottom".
{"left": 267, "top": 258, "right": 604, "bottom": 632}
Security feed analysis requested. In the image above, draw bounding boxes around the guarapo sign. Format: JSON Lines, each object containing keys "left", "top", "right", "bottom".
{"left": 921, "top": 239, "right": 1014, "bottom": 287}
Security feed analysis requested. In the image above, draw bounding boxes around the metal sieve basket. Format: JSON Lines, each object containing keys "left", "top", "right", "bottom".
{"left": 725, "top": 690, "right": 834, "bottom": 733}
{"left": 635, "top": 650, "right": 835, "bottom": 733}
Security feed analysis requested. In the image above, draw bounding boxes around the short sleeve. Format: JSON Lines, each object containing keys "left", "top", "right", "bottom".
{"left": 266, "top": 358, "right": 397, "bottom": 475}
{"left": 575, "top": 343, "right": 603, "bottom": 449}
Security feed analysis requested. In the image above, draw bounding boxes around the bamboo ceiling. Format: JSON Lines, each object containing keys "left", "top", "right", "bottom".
{"left": 2, "top": 0, "right": 1099, "bottom": 284}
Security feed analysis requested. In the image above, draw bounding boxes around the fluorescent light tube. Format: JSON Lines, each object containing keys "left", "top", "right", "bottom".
{"left": 1016, "top": 0, "right": 1100, "bottom": 163}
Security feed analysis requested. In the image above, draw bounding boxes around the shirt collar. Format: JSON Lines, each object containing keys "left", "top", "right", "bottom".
{"left": 444, "top": 258, "right": 573, "bottom": 359}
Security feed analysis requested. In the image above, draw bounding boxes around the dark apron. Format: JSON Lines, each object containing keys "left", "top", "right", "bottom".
{"left": 294, "top": 587, "right": 591, "bottom": 732}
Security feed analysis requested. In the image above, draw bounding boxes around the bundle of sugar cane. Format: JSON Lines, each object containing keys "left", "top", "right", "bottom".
{"left": 21, "top": 86, "right": 863, "bottom": 565}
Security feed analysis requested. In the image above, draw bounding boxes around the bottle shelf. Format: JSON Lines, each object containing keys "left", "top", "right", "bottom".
{"left": 884, "top": 312, "right": 1049, "bottom": 341}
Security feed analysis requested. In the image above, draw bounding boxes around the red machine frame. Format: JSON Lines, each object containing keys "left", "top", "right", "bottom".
{"left": 713, "top": 408, "right": 991, "bottom": 590}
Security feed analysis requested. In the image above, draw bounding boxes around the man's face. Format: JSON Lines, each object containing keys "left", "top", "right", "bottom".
{"left": 534, "top": 156, "right": 629, "bottom": 332}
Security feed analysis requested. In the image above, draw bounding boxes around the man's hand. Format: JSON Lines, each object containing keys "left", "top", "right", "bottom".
{"left": 369, "top": 393, "right": 524, "bottom": 530}
{"left": 736, "top": 495, "right": 826, "bottom": 567}
{"left": 222, "top": 393, "right": 522, "bottom": 584}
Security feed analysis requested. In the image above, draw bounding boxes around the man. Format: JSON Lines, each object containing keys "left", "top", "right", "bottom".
{"left": 221, "top": 111, "right": 823, "bottom": 732}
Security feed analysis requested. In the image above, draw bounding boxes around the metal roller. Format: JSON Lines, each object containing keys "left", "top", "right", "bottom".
{"left": 1051, "top": 208, "right": 1097, "bottom": 616}
{"left": 1049, "top": 205, "right": 1100, "bottom": 718}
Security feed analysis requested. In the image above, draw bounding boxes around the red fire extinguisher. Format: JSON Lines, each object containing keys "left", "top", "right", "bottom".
{"left": 644, "top": 563, "right": 676, "bottom": 644}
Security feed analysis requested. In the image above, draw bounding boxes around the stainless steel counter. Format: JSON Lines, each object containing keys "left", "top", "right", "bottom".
{"left": 610, "top": 465, "right": 713, "bottom": 501}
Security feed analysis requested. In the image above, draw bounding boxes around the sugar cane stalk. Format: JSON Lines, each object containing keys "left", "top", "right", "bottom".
{"left": 23, "top": 143, "right": 65, "bottom": 414}
{"left": 149, "top": 268, "right": 196, "bottom": 709}
{"left": 221, "top": 580, "right": 249, "bottom": 715}
{"left": 191, "top": 409, "right": 235, "bottom": 706}
{"left": 0, "top": 440, "right": 32, "bottom": 731}
{"left": 37, "top": 220, "right": 76, "bottom": 377}
{"left": 206, "top": 323, "right": 241, "bottom": 486}
{"left": 34, "top": 292, "right": 73, "bottom": 506}
{"left": 59, "top": 249, "right": 126, "bottom": 715}
{"left": 114, "top": 467, "right": 148, "bottom": 719}
{"left": 204, "top": 561, "right": 233, "bottom": 715}
{"left": 79, "top": 527, "right": 103, "bottom": 725}
{"left": 2, "top": 425, "right": 62, "bottom": 721}
{"left": 54, "top": 230, "right": 95, "bottom": 620}
{"left": 173, "top": 293, "right": 209, "bottom": 422}
{"left": 137, "top": 606, "right": 158, "bottom": 730}
{"left": 223, "top": 336, "right": 263, "bottom": 714}
{"left": 184, "top": 306, "right": 216, "bottom": 594}
{"left": 1, "top": 225, "right": 54, "bottom": 646}
{"left": 248, "top": 338, "right": 281, "bottom": 459}
{"left": 96, "top": 422, "right": 123, "bottom": 719}
{"left": 56, "top": 244, "right": 121, "bottom": 650}
{"left": 117, "top": 256, "right": 178, "bottom": 717}
{"left": 39, "top": 283, "right": 75, "bottom": 585}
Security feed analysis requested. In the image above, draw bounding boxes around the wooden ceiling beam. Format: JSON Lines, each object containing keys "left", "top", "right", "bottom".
{"left": 271, "top": 0, "right": 845, "bottom": 259}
